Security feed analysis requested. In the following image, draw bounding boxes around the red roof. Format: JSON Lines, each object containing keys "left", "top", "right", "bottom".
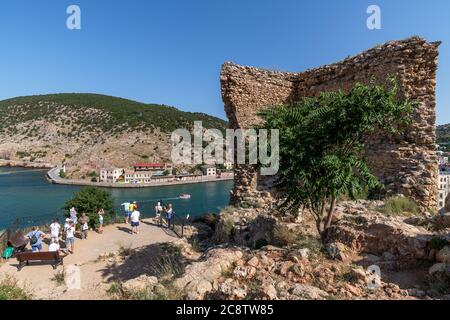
{"left": 134, "top": 163, "right": 164, "bottom": 168}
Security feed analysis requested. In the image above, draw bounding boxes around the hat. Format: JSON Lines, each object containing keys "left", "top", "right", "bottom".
{"left": 65, "top": 218, "right": 72, "bottom": 222}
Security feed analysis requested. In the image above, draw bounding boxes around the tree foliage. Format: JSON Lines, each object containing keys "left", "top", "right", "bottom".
{"left": 260, "top": 79, "right": 413, "bottom": 237}
{"left": 63, "top": 187, "right": 115, "bottom": 228}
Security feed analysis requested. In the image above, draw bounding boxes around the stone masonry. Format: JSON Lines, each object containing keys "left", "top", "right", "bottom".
{"left": 221, "top": 37, "right": 439, "bottom": 210}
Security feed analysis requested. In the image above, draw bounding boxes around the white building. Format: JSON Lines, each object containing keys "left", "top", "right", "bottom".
{"left": 124, "top": 163, "right": 172, "bottom": 184}
{"left": 202, "top": 165, "right": 217, "bottom": 177}
{"left": 438, "top": 171, "right": 450, "bottom": 210}
{"left": 100, "top": 168, "right": 124, "bottom": 183}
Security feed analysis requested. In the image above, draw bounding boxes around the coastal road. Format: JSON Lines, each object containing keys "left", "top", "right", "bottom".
{"left": 47, "top": 167, "right": 234, "bottom": 188}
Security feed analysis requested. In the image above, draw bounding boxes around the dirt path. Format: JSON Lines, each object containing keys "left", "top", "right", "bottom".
{"left": 0, "top": 219, "right": 177, "bottom": 300}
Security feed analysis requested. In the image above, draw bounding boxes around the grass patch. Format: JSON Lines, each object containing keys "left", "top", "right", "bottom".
{"left": 272, "top": 225, "right": 298, "bottom": 247}
{"left": 378, "top": 196, "right": 419, "bottom": 216}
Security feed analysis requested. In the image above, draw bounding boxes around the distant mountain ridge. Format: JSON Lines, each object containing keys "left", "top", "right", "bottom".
{"left": 0, "top": 93, "right": 227, "bottom": 179}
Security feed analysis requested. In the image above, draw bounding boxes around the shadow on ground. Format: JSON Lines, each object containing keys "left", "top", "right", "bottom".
{"left": 99, "top": 242, "right": 189, "bottom": 283}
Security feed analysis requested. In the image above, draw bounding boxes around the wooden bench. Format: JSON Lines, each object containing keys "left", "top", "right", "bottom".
{"left": 15, "top": 251, "right": 64, "bottom": 271}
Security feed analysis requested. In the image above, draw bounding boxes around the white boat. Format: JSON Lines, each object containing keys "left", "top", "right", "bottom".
{"left": 179, "top": 194, "right": 191, "bottom": 199}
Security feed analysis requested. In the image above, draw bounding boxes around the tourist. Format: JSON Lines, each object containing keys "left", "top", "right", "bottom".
{"left": 98, "top": 209, "right": 104, "bottom": 234}
{"left": 50, "top": 218, "right": 61, "bottom": 242}
{"left": 65, "top": 221, "right": 76, "bottom": 253}
{"left": 155, "top": 201, "right": 163, "bottom": 218}
{"left": 165, "top": 203, "right": 174, "bottom": 229}
{"left": 121, "top": 201, "right": 131, "bottom": 224}
{"left": 48, "top": 238, "right": 60, "bottom": 252}
{"left": 79, "top": 213, "right": 90, "bottom": 240}
{"left": 69, "top": 207, "right": 78, "bottom": 225}
{"left": 130, "top": 206, "right": 140, "bottom": 234}
{"left": 26, "top": 226, "right": 46, "bottom": 252}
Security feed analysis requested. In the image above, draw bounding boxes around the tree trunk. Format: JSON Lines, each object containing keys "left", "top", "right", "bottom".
{"left": 324, "top": 196, "right": 337, "bottom": 230}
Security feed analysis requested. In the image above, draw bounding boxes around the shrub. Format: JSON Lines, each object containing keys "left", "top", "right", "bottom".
{"left": 63, "top": 187, "right": 115, "bottom": 229}
{"left": 379, "top": 196, "right": 419, "bottom": 216}
{"left": 59, "top": 170, "right": 67, "bottom": 179}
{"left": 272, "top": 225, "right": 297, "bottom": 247}
{"left": 0, "top": 275, "right": 31, "bottom": 300}
{"left": 429, "top": 237, "right": 449, "bottom": 251}
{"left": 51, "top": 269, "right": 66, "bottom": 286}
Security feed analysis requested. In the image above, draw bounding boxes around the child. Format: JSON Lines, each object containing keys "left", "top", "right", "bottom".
{"left": 130, "top": 207, "right": 140, "bottom": 234}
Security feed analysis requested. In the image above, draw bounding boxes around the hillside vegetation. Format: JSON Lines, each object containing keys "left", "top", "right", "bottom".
{"left": 437, "top": 124, "right": 450, "bottom": 145}
{"left": 0, "top": 93, "right": 226, "bottom": 138}
{"left": 0, "top": 93, "right": 227, "bottom": 178}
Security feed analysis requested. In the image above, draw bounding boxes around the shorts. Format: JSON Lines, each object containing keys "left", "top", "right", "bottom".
{"left": 124, "top": 210, "right": 131, "bottom": 217}
{"left": 31, "top": 244, "right": 42, "bottom": 252}
{"left": 131, "top": 221, "right": 140, "bottom": 227}
{"left": 66, "top": 237, "right": 75, "bottom": 246}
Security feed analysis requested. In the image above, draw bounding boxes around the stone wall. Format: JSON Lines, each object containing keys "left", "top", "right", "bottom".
{"left": 220, "top": 37, "right": 439, "bottom": 210}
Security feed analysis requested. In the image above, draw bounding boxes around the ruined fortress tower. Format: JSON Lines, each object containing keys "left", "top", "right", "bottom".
{"left": 221, "top": 37, "right": 439, "bottom": 210}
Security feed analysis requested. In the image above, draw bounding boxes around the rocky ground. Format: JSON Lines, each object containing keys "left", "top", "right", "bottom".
{"left": 3, "top": 200, "right": 449, "bottom": 300}
{"left": 115, "top": 200, "right": 450, "bottom": 300}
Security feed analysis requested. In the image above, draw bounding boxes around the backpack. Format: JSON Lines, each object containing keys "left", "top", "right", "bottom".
{"left": 30, "top": 231, "right": 39, "bottom": 245}
{"left": 2, "top": 247, "right": 14, "bottom": 259}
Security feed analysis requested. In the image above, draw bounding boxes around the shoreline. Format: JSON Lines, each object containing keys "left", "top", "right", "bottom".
{"left": 46, "top": 167, "right": 234, "bottom": 189}
{"left": 0, "top": 159, "right": 53, "bottom": 169}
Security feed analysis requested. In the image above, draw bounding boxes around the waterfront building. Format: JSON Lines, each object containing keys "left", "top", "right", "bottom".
{"left": 201, "top": 165, "right": 217, "bottom": 177}
{"left": 100, "top": 168, "right": 124, "bottom": 183}
{"left": 438, "top": 170, "right": 450, "bottom": 210}
{"left": 124, "top": 163, "right": 173, "bottom": 184}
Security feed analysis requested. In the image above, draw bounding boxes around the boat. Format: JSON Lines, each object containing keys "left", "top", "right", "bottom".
{"left": 179, "top": 194, "right": 191, "bottom": 199}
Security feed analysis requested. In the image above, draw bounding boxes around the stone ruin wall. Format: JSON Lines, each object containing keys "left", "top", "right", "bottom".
{"left": 220, "top": 37, "right": 439, "bottom": 210}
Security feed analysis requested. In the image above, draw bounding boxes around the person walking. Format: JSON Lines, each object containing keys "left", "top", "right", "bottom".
{"left": 64, "top": 221, "right": 76, "bottom": 254}
{"left": 165, "top": 203, "right": 174, "bottom": 229}
{"left": 69, "top": 207, "right": 78, "bottom": 225}
{"left": 130, "top": 207, "right": 140, "bottom": 234}
{"left": 98, "top": 209, "right": 104, "bottom": 234}
{"left": 121, "top": 201, "right": 131, "bottom": 224}
{"left": 79, "top": 213, "right": 90, "bottom": 239}
{"left": 50, "top": 218, "right": 61, "bottom": 242}
{"left": 155, "top": 201, "right": 163, "bottom": 220}
{"left": 26, "top": 226, "right": 46, "bottom": 252}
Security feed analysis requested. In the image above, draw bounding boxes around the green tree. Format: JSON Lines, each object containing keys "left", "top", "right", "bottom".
{"left": 260, "top": 79, "right": 413, "bottom": 238}
{"left": 63, "top": 187, "right": 115, "bottom": 228}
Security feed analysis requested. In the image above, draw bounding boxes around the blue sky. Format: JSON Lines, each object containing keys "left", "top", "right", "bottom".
{"left": 0, "top": 0, "right": 449, "bottom": 123}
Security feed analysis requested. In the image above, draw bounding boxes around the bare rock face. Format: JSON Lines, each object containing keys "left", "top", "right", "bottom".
{"left": 173, "top": 248, "right": 243, "bottom": 300}
{"left": 325, "top": 203, "right": 434, "bottom": 263}
{"left": 221, "top": 37, "right": 439, "bottom": 211}
{"left": 436, "top": 246, "right": 450, "bottom": 263}
{"left": 122, "top": 275, "right": 158, "bottom": 292}
{"left": 290, "top": 284, "right": 329, "bottom": 300}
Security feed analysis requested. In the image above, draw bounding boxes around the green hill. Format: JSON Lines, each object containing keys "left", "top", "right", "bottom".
{"left": 0, "top": 93, "right": 227, "bottom": 136}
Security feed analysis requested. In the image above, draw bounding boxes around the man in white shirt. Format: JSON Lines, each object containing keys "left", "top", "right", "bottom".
{"left": 50, "top": 218, "right": 61, "bottom": 241}
{"left": 130, "top": 209, "right": 140, "bottom": 234}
